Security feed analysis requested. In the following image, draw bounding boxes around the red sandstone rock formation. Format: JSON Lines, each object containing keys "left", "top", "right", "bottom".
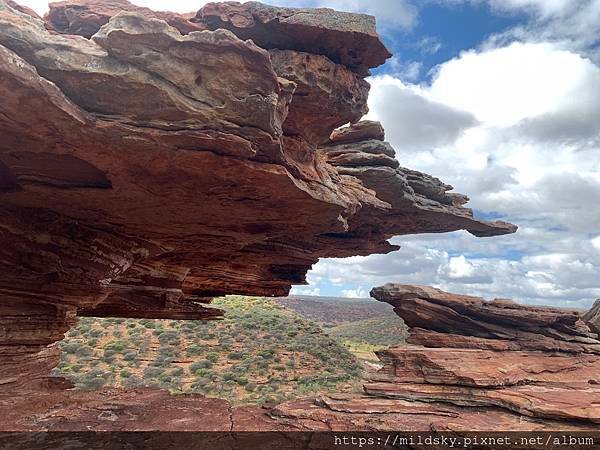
{"left": 584, "top": 299, "right": 600, "bottom": 334}
{"left": 6, "top": 0, "right": 39, "bottom": 19}
{"left": 193, "top": 1, "right": 392, "bottom": 76}
{"left": 363, "top": 285, "right": 600, "bottom": 426}
{"left": 0, "top": 0, "right": 516, "bottom": 393}
{"left": 271, "top": 395, "right": 597, "bottom": 432}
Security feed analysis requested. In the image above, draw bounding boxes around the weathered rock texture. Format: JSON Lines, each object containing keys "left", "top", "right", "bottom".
{"left": 3, "top": 387, "right": 595, "bottom": 435}
{"left": 584, "top": 300, "right": 600, "bottom": 334}
{"left": 0, "top": 0, "right": 516, "bottom": 393}
{"left": 46, "top": 0, "right": 207, "bottom": 37}
{"left": 193, "top": 1, "right": 392, "bottom": 76}
{"left": 360, "top": 285, "right": 600, "bottom": 426}
{"left": 271, "top": 394, "right": 597, "bottom": 432}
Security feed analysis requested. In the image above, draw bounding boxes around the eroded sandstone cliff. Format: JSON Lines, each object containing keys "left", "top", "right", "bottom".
{"left": 0, "top": 0, "right": 516, "bottom": 393}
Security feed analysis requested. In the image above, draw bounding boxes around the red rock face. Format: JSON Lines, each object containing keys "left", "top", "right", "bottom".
{"left": 0, "top": 388, "right": 292, "bottom": 432}
{"left": 193, "top": 1, "right": 392, "bottom": 76}
{"left": 584, "top": 300, "right": 600, "bottom": 334}
{"left": 6, "top": 0, "right": 40, "bottom": 19}
{"left": 0, "top": 0, "right": 517, "bottom": 393}
{"left": 45, "top": 0, "right": 207, "bottom": 37}
{"left": 359, "top": 285, "right": 600, "bottom": 427}
{"left": 271, "top": 395, "right": 597, "bottom": 432}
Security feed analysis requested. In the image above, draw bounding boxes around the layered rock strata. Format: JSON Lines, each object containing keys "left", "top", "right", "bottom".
{"left": 363, "top": 285, "right": 600, "bottom": 426}
{"left": 3, "top": 387, "right": 595, "bottom": 434}
{"left": 0, "top": 0, "right": 516, "bottom": 393}
{"left": 584, "top": 300, "right": 600, "bottom": 334}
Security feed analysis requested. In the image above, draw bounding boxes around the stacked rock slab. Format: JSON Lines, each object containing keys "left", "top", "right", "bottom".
{"left": 584, "top": 300, "right": 600, "bottom": 334}
{"left": 364, "top": 285, "right": 600, "bottom": 426}
{"left": 0, "top": 0, "right": 516, "bottom": 393}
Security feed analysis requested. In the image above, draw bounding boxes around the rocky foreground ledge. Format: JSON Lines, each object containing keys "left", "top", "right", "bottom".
{"left": 0, "top": 0, "right": 516, "bottom": 393}
{"left": 3, "top": 285, "right": 599, "bottom": 434}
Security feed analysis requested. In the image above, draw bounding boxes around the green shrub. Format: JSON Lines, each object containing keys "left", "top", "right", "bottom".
{"left": 193, "top": 368, "right": 212, "bottom": 377}
{"left": 104, "top": 341, "right": 127, "bottom": 352}
{"left": 258, "top": 349, "right": 274, "bottom": 359}
{"left": 158, "top": 346, "right": 177, "bottom": 358}
{"left": 143, "top": 367, "right": 163, "bottom": 379}
{"left": 222, "top": 372, "right": 236, "bottom": 382}
{"left": 151, "top": 356, "right": 173, "bottom": 367}
{"left": 227, "top": 351, "right": 244, "bottom": 360}
{"left": 170, "top": 367, "right": 184, "bottom": 377}
{"left": 79, "top": 376, "right": 105, "bottom": 390}
{"left": 75, "top": 346, "right": 92, "bottom": 357}
{"left": 62, "top": 342, "right": 81, "bottom": 354}
{"left": 89, "top": 329, "right": 103, "bottom": 338}
{"left": 158, "top": 331, "right": 179, "bottom": 344}
{"left": 122, "top": 351, "right": 137, "bottom": 362}
{"left": 187, "top": 344, "right": 202, "bottom": 356}
{"left": 190, "top": 360, "right": 212, "bottom": 372}
{"left": 123, "top": 376, "right": 145, "bottom": 388}
{"left": 158, "top": 374, "right": 172, "bottom": 383}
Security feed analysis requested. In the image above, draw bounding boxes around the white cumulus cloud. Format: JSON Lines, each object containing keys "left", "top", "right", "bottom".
{"left": 306, "top": 40, "right": 600, "bottom": 309}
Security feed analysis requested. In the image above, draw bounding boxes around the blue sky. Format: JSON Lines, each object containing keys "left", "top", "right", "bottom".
{"left": 373, "top": 1, "right": 528, "bottom": 82}
{"left": 284, "top": 0, "right": 600, "bottom": 307}
{"left": 22, "top": 0, "right": 600, "bottom": 307}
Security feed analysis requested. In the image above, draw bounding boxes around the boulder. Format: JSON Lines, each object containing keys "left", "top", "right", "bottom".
{"left": 193, "top": 1, "right": 392, "bottom": 75}
{"left": 45, "top": 0, "right": 206, "bottom": 38}
{"left": 584, "top": 300, "right": 600, "bottom": 334}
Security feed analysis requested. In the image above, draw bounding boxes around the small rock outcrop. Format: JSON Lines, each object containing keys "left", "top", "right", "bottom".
{"left": 193, "top": 1, "right": 392, "bottom": 76}
{"left": 366, "top": 285, "right": 600, "bottom": 426}
{"left": 584, "top": 299, "right": 600, "bottom": 334}
{"left": 0, "top": 0, "right": 516, "bottom": 393}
